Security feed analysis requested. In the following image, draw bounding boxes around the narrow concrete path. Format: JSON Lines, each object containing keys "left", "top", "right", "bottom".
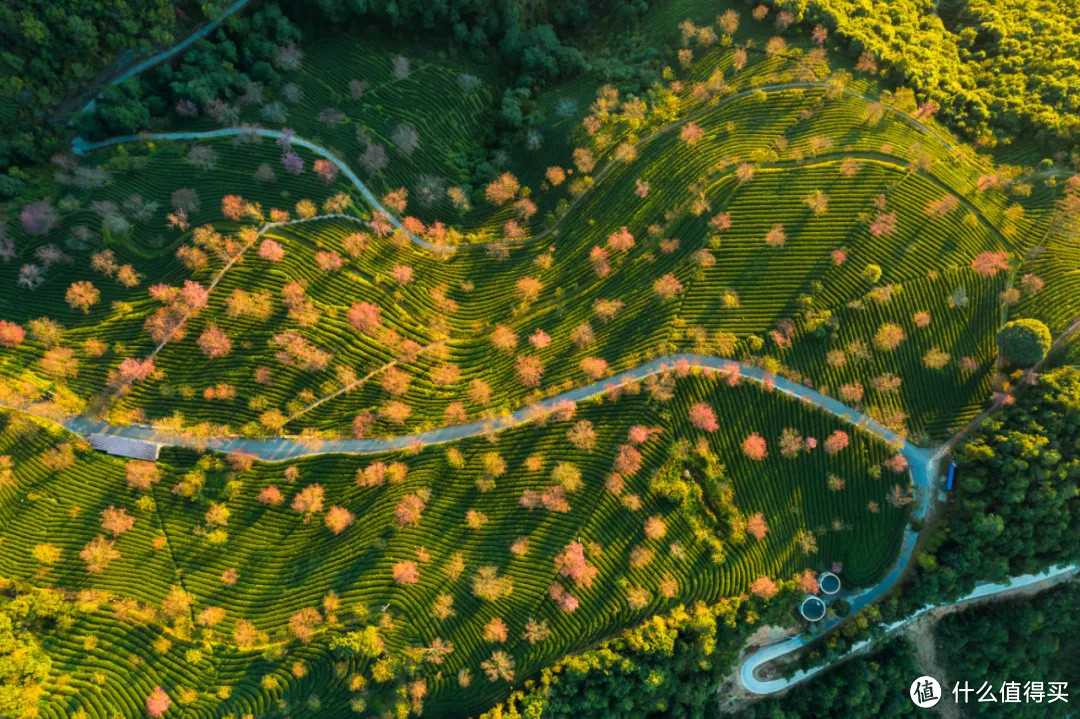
{"left": 73, "top": 0, "right": 253, "bottom": 118}
{"left": 74, "top": 127, "right": 434, "bottom": 251}
{"left": 45, "top": 354, "right": 934, "bottom": 466}
{"left": 73, "top": 82, "right": 974, "bottom": 257}
{"left": 740, "top": 564, "right": 1079, "bottom": 695}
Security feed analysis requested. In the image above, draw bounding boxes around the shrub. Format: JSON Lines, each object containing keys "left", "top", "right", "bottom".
{"left": 995, "top": 319, "right": 1051, "bottom": 367}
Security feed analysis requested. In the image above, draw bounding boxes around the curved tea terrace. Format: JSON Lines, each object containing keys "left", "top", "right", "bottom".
{"left": 14, "top": 300, "right": 1046, "bottom": 699}
{"left": 41, "top": 350, "right": 957, "bottom": 696}
{"left": 73, "top": 79, "right": 972, "bottom": 256}
{"left": 62, "top": 82, "right": 1006, "bottom": 698}
{"left": 20, "top": 353, "right": 946, "bottom": 693}
{"left": 74, "top": 127, "right": 435, "bottom": 251}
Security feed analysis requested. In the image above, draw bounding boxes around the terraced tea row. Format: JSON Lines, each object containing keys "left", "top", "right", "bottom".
{"left": 0, "top": 368, "right": 910, "bottom": 716}
{"left": 4, "top": 83, "right": 1034, "bottom": 442}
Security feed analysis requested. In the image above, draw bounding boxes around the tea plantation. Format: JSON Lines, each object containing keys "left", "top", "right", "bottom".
{"left": 1, "top": 3, "right": 1078, "bottom": 716}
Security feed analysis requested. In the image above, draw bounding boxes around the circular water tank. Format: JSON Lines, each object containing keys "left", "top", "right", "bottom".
{"left": 800, "top": 595, "right": 826, "bottom": 621}
{"left": 818, "top": 571, "right": 841, "bottom": 595}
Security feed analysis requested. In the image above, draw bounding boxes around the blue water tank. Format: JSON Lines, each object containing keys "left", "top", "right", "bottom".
{"left": 800, "top": 596, "right": 826, "bottom": 621}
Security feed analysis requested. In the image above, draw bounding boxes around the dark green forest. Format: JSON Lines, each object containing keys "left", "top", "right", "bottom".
{"left": 0, "top": 0, "right": 202, "bottom": 172}
{"left": 912, "top": 366, "right": 1080, "bottom": 604}
{"left": 937, "top": 583, "right": 1080, "bottom": 718}
{"left": 738, "top": 638, "right": 918, "bottom": 719}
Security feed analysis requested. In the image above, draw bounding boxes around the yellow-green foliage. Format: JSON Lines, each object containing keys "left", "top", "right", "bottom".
{"left": 776, "top": 0, "right": 1080, "bottom": 148}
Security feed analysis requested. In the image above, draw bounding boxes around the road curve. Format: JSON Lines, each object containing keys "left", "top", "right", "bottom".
{"left": 73, "top": 127, "right": 434, "bottom": 251}
{"left": 72, "top": 81, "right": 968, "bottom": 255}
{"left": 740, "top": 564, "right": 1079, "bottom": 695}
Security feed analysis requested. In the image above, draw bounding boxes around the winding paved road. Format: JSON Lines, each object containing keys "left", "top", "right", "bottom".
{"left": 740, "top": 564, "right": 1080, "bottom": 695}
{"left": 74, "top": 127, "right": 433, "bottom": 251}
{"left": 47, "top": 354, "right": 934, "bottom": 466}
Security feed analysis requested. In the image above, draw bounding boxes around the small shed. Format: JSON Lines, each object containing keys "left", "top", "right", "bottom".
{"left": 88, "top": 433, "right": 160, "bottom": 461}
{"left": 817, "top": 571, "right": 841, "bottom": 595}
{"left": 946, "top": 462, "right": 957, "bottom": 491}
{"left": 799, "top": 596, "right": 826, "bottom": 621}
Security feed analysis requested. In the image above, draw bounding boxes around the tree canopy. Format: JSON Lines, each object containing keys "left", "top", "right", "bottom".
{"left": 996, "top": 319, "right": 1052, "bottom": 367}
{"left": 936, "top": 583, "right": 1080, "bottom": 718}
{"left": 775, "top": 0, "right": 1080, "bottom": 150}
{"left": 739, "top": 638, "right": 919, "bottom": 718}
{"left": 0, "top": 0, "right": 195, "bottom": 167}
{"left": 911, "top": 365, "right": 1080, "bottom": 603}
{"left": 0, "top": 587, "right": 71, "bottom": 718}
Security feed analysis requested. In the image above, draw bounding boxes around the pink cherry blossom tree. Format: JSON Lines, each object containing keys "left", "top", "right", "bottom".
{"left": 554, "top": 541, "right": 597, "bottom": 588}
{"left": 146, "top": 686, "right": 171, "bottom": 718}
{"left": 823, "top": 430, "right": 849, "bottom": 454}
{"left": 749, "top": 575, "right": 778, "bottom": 599}
{"left": 742, "top": 433, "right": 768, "bottom": 460}
{"left": 688, "top": 402, "right": 719, "bottom": 432}
{"left": 747, "top": 513, "right": 768, "bottom": 540}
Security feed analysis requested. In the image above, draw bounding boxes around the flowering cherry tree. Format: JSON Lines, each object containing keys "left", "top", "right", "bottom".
{"left": 749, "top": 575, "right": 778, "bottom": 599}
{"left": 554, "top": 541, "right": 598, "bottom": 588}
{"left": 688, "top": 402, "right": 719, "bottom": 432}
{"left": 747, "top": 513, "right": 768, "bottom": 540}
{"left": 146, "top": 687, "right": 171, "bottom": 718}
{"left": 823, "top": 430, "right": 850, "bottom": 454}
{"left": 742, "top": 432, "right": 768, "bottom": 460}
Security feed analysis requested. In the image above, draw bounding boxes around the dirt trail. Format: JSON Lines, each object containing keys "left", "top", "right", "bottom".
{"left": 907, "top": 613, "right": 961, "bottom": 719}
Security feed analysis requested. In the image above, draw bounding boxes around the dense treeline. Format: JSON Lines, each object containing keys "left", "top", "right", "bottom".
{"left": 936, "top": 583, "right": 1080, "bottom": 717}
{"left": 774, "top": 0, "right": 1080, "bottom": 152}
{"left": 739, "top": 638, "right": 919, "bottom": 718}
{"left": 291, "top": 0, "right": 647, "bottom": 30}
{"left": 285, "top": 0, "right": 648, "bottom": 82}
{"left": 482, "top": 589, "right": 798, "bottom": 718}
{"left": 4, "top": 0, "right": 650, "bottom": 176}
{"left": 0, "top": 583, "right": 72, "bottom": 718}
{"left": 910, "top": 365, "right": 1080, "bottom": 603}
{"left": 0, "top": 0, "right": 205, "bottom": 173}
{"left": 77, "top": 3, "right": 303, "bottom": 141}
